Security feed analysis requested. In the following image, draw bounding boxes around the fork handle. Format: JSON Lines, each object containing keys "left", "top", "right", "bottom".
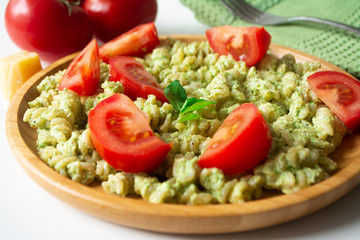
{"left": 287, "top": 16, "right": 360, "bottom": 35}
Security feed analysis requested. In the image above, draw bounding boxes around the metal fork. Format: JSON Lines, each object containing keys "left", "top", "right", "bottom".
{"left": 220, "top": 0, "right": 360, "bottom": 35}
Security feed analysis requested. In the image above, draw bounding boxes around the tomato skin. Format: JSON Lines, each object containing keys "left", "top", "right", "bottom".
{"left": 307, "top": 71, "right": 360, "bottom": 131}
{"left": 88, "top": 93, "right": 171, "bottom": 173}
{"left": 109, "top": 56, "right": 168, "bottom": 103}
{"left": 206, "top": 26, "right": 271, "bottom": 67}
{"left": 198, "top": 103, "right": 272, "bottom": 174}
{"left": 82, "top": 0, "right": 157, "bottom": 42}
{"left": 58, "top": 39, "right": 100, "bottom": 96}
{"left": 5, "top": 0, "right": 93, "bottom": 62}
{"left": 99, "top": 22, "right": 160, "bottom": 63}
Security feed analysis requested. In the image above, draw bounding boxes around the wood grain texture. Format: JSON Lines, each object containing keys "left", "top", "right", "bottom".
{"left": 6, "top": 35, "right": 360, "bottom": 234}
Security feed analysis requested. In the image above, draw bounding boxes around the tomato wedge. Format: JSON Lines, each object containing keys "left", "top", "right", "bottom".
{"left": 58, "top": 39, "right": 100, "bottom": 96}
{"left": 109, "top": 56, "right": 168, "bottom": 103}
{"left": 99, "top": 22, "right": 160, "bottom": 63}
{"left": 198, "top": 103, "right": 272, "bottom": 174}
{"left": 88, "top": 93, "right": 171, "bottom": 173}
{"left": 206, "top": 26, "right": 271, "bottom": 67}
{"left": 307, "top": 71, "right": 360, "bottom": 131}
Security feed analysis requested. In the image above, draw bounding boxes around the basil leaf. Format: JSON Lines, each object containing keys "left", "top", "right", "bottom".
{"left": 180, "top": 97, "right": 216, "bottom": 115}
{"left": 164, "top": 80, "right": 187, "bottom": 111}
{"left": 179, "top": 97, "right": 198, "bottom": 114}
{"left": 164, "top": 80, "right": 216, "bottom": 123}
{"left": 178, "top": 112, "right": 201, "bottom": 123}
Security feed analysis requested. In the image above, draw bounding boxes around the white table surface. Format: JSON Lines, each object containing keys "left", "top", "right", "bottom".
{"left": 1, "top": 0, "right": 359, "bottom": 239}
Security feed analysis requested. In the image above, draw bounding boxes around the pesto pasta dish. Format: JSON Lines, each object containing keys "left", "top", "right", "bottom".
{"left": 24, "top": 23, "right": 359, "bottom": 205}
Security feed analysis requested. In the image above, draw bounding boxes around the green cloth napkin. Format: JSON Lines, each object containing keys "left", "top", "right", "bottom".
{"left": 180, "top": 0, "right": 360, "bottom": 78}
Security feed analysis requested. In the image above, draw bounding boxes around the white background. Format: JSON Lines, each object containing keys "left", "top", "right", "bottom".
{"left": 1, "top": 0, "right": 360, "bottom": 239}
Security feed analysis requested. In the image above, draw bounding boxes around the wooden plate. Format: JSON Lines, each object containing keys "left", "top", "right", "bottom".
{"left": 6, "top": 35, "right": 360, "bottom": 234}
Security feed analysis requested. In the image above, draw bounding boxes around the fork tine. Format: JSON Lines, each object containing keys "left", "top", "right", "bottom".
{"left": 221, "top": 0, "right": 256, "bottom": 22}
{"left": 232, "top": 0, "right": 264, "bottom": 17}
{"left": 221, "top": 0, "right": 360, "bottom": 34}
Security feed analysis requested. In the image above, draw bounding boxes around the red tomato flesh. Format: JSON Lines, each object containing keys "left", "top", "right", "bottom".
{"left": 206, "top": 26, "right": 271, "bottom": 67}
{"left": 58, "top": 39, "right": 100, "bottom": 96}
{"left": 109, "top": 56, "right": 168, "bottom": 103}
{"left": 307, "top": 71, "right": 360, "bottom": 131}
{"left": 198, "top": 103, "right": 272, "bottom": 174}
{"left": 88, "top": 93, "right": 171, "bottom": 173}
{"left": 99, "top": 22, "right": 160, "bottom": 63}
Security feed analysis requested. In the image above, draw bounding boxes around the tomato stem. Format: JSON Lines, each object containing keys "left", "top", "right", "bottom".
{"left": 60, "top": 0, "right": 81, "bottom": 16}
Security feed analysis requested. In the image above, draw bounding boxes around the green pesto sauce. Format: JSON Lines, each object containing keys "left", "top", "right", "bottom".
{"left": 23, "top": 38, "right": 347, "bottom": 204}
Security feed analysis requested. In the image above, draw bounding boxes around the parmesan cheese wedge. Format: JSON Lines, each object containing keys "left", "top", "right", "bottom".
{"left": 0, "top": 51, "right": 42, "bottom": 101}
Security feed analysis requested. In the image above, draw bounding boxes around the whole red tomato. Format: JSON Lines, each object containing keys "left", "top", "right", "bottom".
{"left": 5, "top": 0, "right": 93, "bottom": 62}
{"left": 82, "top": 0, "right": 157, "bottom": 42}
